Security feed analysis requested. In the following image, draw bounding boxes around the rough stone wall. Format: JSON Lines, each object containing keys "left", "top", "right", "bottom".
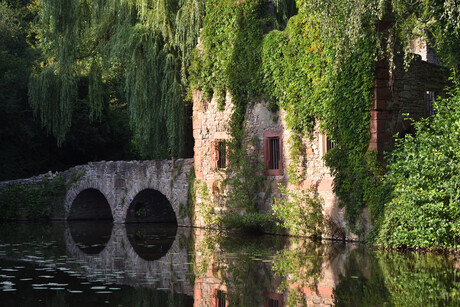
{"left": 371, "top": 51, "right": 448, "bottom": 159}
{"left": 192, "top": 91, "right": 344, "bottom": 237}
{"left": 192, "top": 50, "right": 447, "bottom": 238}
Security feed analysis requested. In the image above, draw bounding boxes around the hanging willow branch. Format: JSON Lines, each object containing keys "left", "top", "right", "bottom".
{"left": 29, "top": 0, "right": 205, "bottom": 158}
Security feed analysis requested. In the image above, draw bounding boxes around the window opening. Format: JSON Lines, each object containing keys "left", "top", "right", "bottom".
{"left": 269, "top": 137, "right": 280, "bottom": 170}
{"left": 326, "top": 137, "right": 336, "bottom": 152}
{"left": 216, "top": 141, "right": 227, "bottom": 169}
{"left": 264, "top": 130, "right": 283, "bottom": 176}
{"left": 426, "top": 91, "right": 435, "bottom": 117}
{"left": 268, "top": 298, "right": 279, "bottom": 307}
{"left": 216, "top": 290, "right": 226, "bottom": 307}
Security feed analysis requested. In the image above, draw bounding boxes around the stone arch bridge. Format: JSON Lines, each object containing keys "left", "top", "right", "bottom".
{"left": 0, "top": 159, "right": 194, "bottom": 225}
{"left": 58, "top": 159, "right": 194, "bottom": 225}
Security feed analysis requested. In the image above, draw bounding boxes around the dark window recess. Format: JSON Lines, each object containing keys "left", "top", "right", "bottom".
{"left": 216, "top": 290, "right": 226, "bottom": 307}
{"left": 217, "top": 141, "right": 227, "bottom": 169}
{"left": 326, "top": 138, "right": 336, "bottom": 152}
{"left": 269, "top": 137, "right": 280, "bottom": 170}
{"left": 268, "top": 298, "right": 279, "bottom": 307}
{"left": 264, "top": 130, "right": 283, "bottom": 176}
{"left": 426, "top": 90, "right": 435, "bottom": 117}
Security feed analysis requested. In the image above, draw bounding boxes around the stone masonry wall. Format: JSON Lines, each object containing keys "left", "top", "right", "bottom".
{"left": 192, "top": 91, "right": 345, "bottom": 237}
{"left": 371, "top": 50, "right": 448, "bottom": 160}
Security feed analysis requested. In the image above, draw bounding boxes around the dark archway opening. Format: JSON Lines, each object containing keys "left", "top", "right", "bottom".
{"left": 68, "top": 188, "right": 113, "bottom": 221}
{"left": 126, "top": 223, "right": 177, "bottom": 261}
{"left": 68, "top": 221, "right": 113, "bottom": 254}
{"left": 126, "top": 189, "right": 177, "bottom": 224}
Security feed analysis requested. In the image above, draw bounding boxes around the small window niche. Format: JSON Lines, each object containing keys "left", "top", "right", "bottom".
{"left": 212, "top": 140, "right": 227, "bottom": 169}
{"left": 426, "top": 90, "right": 436, "bottom": 117}
{"left": 264, "top": 130, "right": 283, "bottom": 176}
{"left": 213, "top": 289, "right": 227, "bottom": 307}
{"left": 319, "top": 133, "right": 336, "bottom": 158}
{"left": 265, "top": 292, "right": 283, "bottom": 307}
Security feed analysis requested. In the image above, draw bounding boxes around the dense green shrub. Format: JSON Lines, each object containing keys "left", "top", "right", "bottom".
{"left": 376, "top": 84, "right": 460, "bottom": 248}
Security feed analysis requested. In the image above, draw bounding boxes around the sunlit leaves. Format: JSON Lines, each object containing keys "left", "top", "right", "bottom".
{"left": 378, "top": 84, "right": 460, "bottom": 248}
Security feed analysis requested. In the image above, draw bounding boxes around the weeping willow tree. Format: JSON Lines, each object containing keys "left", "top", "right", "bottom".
{"left": 29, "top": 0, "right": 205, "bottom": 158}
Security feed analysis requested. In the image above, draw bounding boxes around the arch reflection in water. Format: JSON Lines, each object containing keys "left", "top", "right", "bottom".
{"left": 126, "top": 223, "right": 177, "bottom": 261}
{"left": 68, "top": 220, "right": 113, "bottom": 254}
{"left": 126, "top": 189, "right": 177, "bottom": 223}
{"left": 68, "top": 188, "right": 113, "bottom": 221}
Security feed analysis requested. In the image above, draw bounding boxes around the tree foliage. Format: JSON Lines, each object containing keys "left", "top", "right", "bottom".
{"left": 30, "top": 0, "right": 206, "bottom": 158}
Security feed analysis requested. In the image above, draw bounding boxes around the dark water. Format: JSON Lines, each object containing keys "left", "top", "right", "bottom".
{"left": 0, "top": 222, "right": 458, "bottom": 306}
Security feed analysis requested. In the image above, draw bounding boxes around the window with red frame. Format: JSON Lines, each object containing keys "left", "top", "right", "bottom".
{"left": 264, "top": 130, "right": 283, "bottom": 176}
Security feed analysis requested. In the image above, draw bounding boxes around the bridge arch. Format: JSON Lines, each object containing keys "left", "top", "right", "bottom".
{"left": 68, "top": 188, "right": 113, "bottom": 221}
{"left": 126, "top": 189, "right": 177, "bottom": 223}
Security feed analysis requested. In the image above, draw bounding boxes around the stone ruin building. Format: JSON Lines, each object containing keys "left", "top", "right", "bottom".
{"left": 192, "top": 38, "right": 448, "bottom": 239}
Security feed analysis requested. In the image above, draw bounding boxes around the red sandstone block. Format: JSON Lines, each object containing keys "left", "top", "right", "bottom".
{"left": 376, "top": 59, "right": 388, "bottom": 68}
{"left": 368, "top": 142, "right": 378, "bottom": 150}
{"left": 318, "top": 179, "right": 334, "bottom": 192}
{"left": 374, "top": 86, "right": 392, "bottom": 101}
{"left": 193, "top": 117, "right": 202, "bottom": 129}
{"left": 371, "top": 110, "right": 392, "bottom": 121}
{"left": 373, "top": 97, "right": 387, "bottom": 109}
{"left": 374, "top": 78, "right": 388, "bottom": 88}
{"left": 195, "top": 169, "right": 203, "bottom": 179}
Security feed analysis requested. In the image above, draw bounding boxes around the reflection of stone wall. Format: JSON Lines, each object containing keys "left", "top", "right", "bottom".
{"left": 64, "top": 223, "right": 194, "bottom": 295}
{"left": 193, "top": 230, "right": 353, "bottom": 307}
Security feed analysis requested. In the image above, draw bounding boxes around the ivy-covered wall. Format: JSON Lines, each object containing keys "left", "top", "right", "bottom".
{"left": 190, "top": 0, "right": 451, "bottom": 240}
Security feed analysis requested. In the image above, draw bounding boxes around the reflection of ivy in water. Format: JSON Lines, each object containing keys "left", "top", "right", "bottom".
{"left": 333, "top": 248, "right": 392, "bottom": 306}
{"left": 333, "top": 248, "right": 460, "bottom": 306}
{"left": 376, "top": 251, "right": 460, "bottom": 306}
{"left": 195, "top": 231, "right": 286, "bottom": 306}
{"left": 271, "top": 238, "right": 327, "bottom": 306}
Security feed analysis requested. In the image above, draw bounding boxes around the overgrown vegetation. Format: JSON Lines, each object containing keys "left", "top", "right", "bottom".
{"left": 272, "top": 184, "right": 323, "bottom": 237}
{"left": 0, "top": 0, "right": 139, "bottom": 181}
{"left": 0, "top": 176, "right": 66, "bottom": 220}
{"left": 262, "top": 0, "right": 381, "bottom": 232}
{"left": 374, "top": 85, "right": 460, "bottom": 248}
{"left": 190, "top": 0, "right": 294, "bottom": 232}
{"left": 13, "top": 0, "right": 460, "bottom": 248}
{"left": 191, "top": 0, "right": 460, "bottom": 247}
{"left": 29, "top": 0, "right": 205, "bottom": 158}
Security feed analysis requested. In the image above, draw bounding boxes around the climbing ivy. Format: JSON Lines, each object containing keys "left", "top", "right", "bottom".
{"left": 263, "top": 1, "right": 381, "bottom": 230}
{"left": 190, "top": 0, "right": 290, "bottom": 231}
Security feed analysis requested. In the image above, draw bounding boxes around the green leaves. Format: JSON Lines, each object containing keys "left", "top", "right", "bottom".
{"left": 377, "top": 83, "right": 460, "bottom": 248}
{"left": 31, "top": 0, "right": 205, "bottom": 158}
{"left": 272, "top": 184, "right": 323, "bottom": 237}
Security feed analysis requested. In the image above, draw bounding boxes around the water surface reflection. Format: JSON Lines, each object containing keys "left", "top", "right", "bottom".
{"left": 0, "top": 222, "right": 458, "bottom": 306}
{"left": 68, "top": 220, "right": 113, "bottom": 254}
